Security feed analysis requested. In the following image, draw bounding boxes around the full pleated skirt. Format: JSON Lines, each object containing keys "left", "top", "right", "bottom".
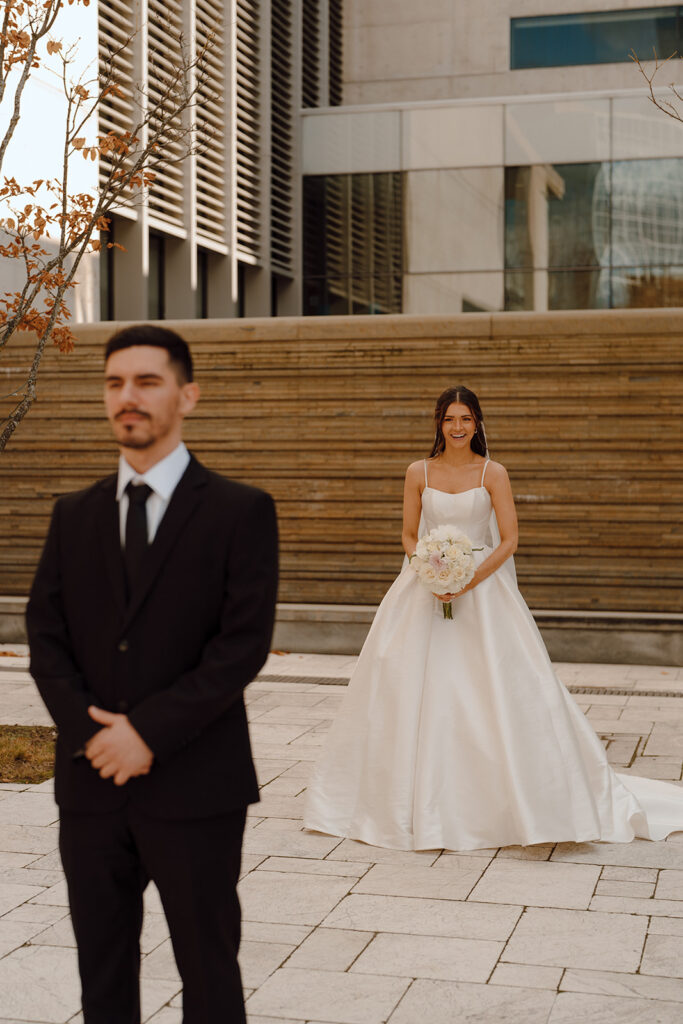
{"left": 304, "top": 561, "right": 683, "bottom": 851}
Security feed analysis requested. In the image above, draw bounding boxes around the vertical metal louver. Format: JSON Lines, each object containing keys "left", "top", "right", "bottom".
{"left": 195, "top": 0, "right": 227, "bottom": 248}
{"left": 235, "top": 0, "right": 261, "bottom": 261}
{"left": 270, "top": 0, "right": 294, "bottom": 273}
{"left": 328, "top": 0, "right": 343, "bottom": 106}
{"left": 98, "top": 0, "right": 136, "bottom": 191}
{"left": 372, "top": 173, "right": 403, "bottom": 312}
{"left": 146, "top": 0, "right": 185, "bottom": 231}
{"left": 301, "top": 0, "right": 320, "bottom": 108}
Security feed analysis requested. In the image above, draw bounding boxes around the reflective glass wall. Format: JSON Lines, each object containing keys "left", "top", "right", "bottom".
{"left": 505, "top": 158, "right": 683, "bottom": 310}
{"left": 303, "top": 172, "right": 403, "bottom": 314}
{"left": 302, "top": 94, "right": 683, "bottom": 315}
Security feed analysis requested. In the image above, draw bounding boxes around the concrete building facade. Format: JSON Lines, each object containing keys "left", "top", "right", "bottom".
{"left": 302, "top": 1, "right": 683, "bottom": 316}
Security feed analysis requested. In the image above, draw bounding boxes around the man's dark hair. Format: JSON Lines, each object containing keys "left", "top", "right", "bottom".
{"left": 104, "top": 324, "right": 194, "bottom": 383}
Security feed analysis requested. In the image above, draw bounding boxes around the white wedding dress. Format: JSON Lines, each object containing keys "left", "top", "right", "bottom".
{"left": 304, "top": 460, "right": 683, "bottom": 851}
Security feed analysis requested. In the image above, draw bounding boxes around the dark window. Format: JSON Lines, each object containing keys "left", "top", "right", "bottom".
{"left": 511, "top": 6, "right": 683, "bottom": 69}
{"left": 303, "top": 172, "right": 403, "bottom": 315}
{"left": 196, "top": 248, "right": 209, "bottom": 319}
{"left": 148, "top": 232, "right": 165, "bottom": 320}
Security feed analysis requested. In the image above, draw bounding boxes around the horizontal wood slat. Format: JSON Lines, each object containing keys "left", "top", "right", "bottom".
{"left": 1, "top": 311, "right": 681, "bottom": 613}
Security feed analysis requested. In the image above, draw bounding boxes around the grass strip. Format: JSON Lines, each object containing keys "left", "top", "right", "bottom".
{"left": 0, "top": 725, "right": 56, "bottom": 784}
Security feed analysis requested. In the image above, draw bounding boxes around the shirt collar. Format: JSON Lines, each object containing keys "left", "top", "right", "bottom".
{"left": 116, "top": 442, "right": 190, "bottom": 502}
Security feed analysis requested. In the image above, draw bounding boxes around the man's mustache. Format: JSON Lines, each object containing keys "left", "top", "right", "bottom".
{"left": 115, "top": 409, "right": 150, "bottom": 420}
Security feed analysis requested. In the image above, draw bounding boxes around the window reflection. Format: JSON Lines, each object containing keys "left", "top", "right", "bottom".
{"left": 303, "top": 172, "right": 403, "bottom": 314}
{"left": 510, "top": 8, "right": 683, "bottom": 70}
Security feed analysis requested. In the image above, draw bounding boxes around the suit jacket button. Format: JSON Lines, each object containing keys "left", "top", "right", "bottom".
{"left": 118, "top": 639, "right": 129, "bottom": 652}
{"left": 117, "top": 700, "right": 129, "bottom": 713}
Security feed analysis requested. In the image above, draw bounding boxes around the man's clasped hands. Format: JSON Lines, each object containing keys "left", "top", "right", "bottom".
{"left": 85, "top": 706, "right": 154, "bottom": 786}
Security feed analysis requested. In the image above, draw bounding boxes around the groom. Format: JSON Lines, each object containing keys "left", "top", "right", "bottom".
{"left": 26, "top": 324, "right": 278, "bottom": 1023}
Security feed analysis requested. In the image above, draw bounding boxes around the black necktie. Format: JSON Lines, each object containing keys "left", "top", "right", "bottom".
{"left": 124, "top": 482, "right": 152, "bottom": 595}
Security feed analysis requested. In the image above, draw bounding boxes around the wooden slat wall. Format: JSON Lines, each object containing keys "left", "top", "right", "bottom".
{"left": 1, "top": 310, "right": 682, "bottom": 612}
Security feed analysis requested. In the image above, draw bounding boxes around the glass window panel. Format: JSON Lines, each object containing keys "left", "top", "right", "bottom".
{"left": 610, "top": 158, "right": 683, "bottom": 268}
{"left": 324, "top": 277, "right": 351, "bottom": 315}
{"left": 511, "top": 7, "right": 683, "bottom": 70}
{"left": 612, "top": 266, "right": 683, "bottom": 307}
{"left": 504, "top": 269, "right": 602, "bottom": 311}
{"left": 302, "top": 171, "right": 404, "bottom": 315}
{"left": 404, "top": 272, "right": 504, "bottom": 314}
{"left": 505, "top": 164, "right": 604, "bottom": 271}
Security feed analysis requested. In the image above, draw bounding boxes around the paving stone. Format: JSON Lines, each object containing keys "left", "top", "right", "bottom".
{"left": 253, "top": 760, "right": 299, "bottom": 786}
{"left": 258, "top": 856, "right": 370, "bottom": 877}
{"left": 595, "top": 880, "right": 655, "bottom": 898}
{"left": 496, "top": 845, "right": 555, "bottom": 862}
{"left": 648, "top": 917, "right": 683, "bottom": 938}
{"left": 502, "top": 908, "right": 647, "bottom": 972}
{"left": 141, "top": 939, "right": 180, "bottom": 983}
{"left": 145, "top": 1010, "right": 183, "bottom": 1024}
{"left": 239, "top": 870, "right": 354, "bottom": 926}
{"left": 250, "top": 817, "right": 305, "bottom": 833}
{"left": 0, "top": 867, "right": 63, "bottom": 889}
{"left": 239, "top": 940, "right": 297, "bottom": 989}
{"left": 241, "top": 921, "right": 312, "bottom": 945}
{"left": 246, "top": 1017, "right": 300, "bottom": 1024}
{"left": 258, "top": 778, "right": 307, "bottom": 797}
{"left": 352, "top": 861, "right": 486, "bottom": 901}
{"left": 655, "top": 868, "right": 683, "bottom": 899}
{"left": 388, "top": 979, "right": 555, "bottom": 1024}
{"left": 552, "top": 840, "right": 683, "bottom": 870}
{"left": 471, "top": 859, "right": 601, "bottom": 911}
{"left": 351, "top": 932, "right": 503, "bottom": 983}
{"left": 640, "top": 934, "right": 683, "bottom": 978}
{"left": 250, "top": 794, "right": 307, "bottom": 820}
{"left": 0, "top": 943, "right": 81, "bottom": 1022}
{"left": 287, "top": 928, "right": 373, "bottom": 971}
{"left": 244, "top": 827, "right": 341, "bottom": 859}
{"left": 0, "top": 882, "right": 46, "bottom": 915}
{"left": 561, "top": 967, "right": 683, "bottom": 1002}
{"left": 548, "top": 991, "right": 683, "bottom": 1023}
{"left": 0, "top": 852, "right": 36, "bottom": 869}
{"left": 489, "top": 963, "right": 563, "bottom": 990}
{"left": 601, "top": 866, "right": 658, "bottom": 882}
{"left": 326, "top": 839, "right": 439, "bottom": 866}
{"left": 247, "top": 966, "right": 409, "bottom": 1024}
{"left": 645, "top": 724, "right": 683, "bottom": 758}
{"left": 0, "top": 824, "right": 58, "bottom": 854}
{"left": 1, "top": 904, "right": 68, "bottom": 925}
{"left": 0, "top": 794, "right": 59, "bottom": 827}
{"left": 590, "top": 895, "right": 683, "bottom": 918}
{"left": 0, "top": 919, "right": 49, "bottom": 957}
{"left": 324, "top": 894, "right": 521, "bottom": 941}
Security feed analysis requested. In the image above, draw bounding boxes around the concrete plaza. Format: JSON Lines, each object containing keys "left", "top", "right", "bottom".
{"left": 0, "top": 644, "right": 682, "bottom": 1023}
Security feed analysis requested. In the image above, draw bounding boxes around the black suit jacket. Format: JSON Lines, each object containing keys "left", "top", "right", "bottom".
{"left": 26, "top": 455, "right": 278, "bottom": 819}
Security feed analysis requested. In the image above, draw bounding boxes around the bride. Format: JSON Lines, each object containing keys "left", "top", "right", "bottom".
{"left": 304, "top": 386, "right": 683, "bottom": 852}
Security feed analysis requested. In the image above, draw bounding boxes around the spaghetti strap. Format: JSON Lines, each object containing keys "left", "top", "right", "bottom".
{"left": 481, "top": 459, "right": 490, "bottom": 487}
{"left": 424, "top": 459, "right": 429, "bottom": 487}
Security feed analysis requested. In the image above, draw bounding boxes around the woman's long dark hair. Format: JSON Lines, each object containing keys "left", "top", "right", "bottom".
{"left": 428, "top": 386, "right": 487, "bottom": 458}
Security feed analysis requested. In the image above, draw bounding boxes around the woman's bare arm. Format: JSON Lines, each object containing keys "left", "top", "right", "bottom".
{"left": 401, "top": 461, "right": 424, "bottom": 558}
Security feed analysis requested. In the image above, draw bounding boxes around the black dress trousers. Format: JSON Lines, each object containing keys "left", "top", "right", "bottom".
{"left": 59, "top": 805, "right": 247, "bottom": 1024}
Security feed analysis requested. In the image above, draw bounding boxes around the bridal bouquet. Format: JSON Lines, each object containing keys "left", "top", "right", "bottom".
{"left": 410, "top": 525, "right": 482, "bottom": 619}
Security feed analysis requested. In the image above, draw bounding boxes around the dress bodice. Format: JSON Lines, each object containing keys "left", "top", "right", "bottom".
{"left": 421, "top": 486, "right": 492, "bottom": 547}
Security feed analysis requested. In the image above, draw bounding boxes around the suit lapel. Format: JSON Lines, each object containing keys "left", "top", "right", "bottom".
{"left": 122, "top": 456, "right": 208, "bottom": 629}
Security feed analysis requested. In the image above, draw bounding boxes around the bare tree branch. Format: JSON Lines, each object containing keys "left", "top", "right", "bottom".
{"left": 0, "top": 3, "right": 215, "bottom": 449}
